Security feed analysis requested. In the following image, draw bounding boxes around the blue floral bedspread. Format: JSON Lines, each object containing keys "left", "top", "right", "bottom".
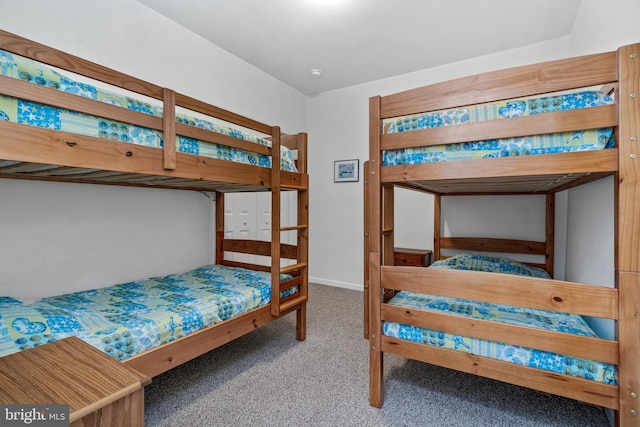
{"left": 383, "top": 254, "right": 618, "bottom": 384}
{"left": 0, "top": 265, "right": 296, "bottom": 361}
{"left": 0, "top": 50, "right": 297, "bottom": 172}
{"left": 382, "top": 91, "right": 615, "bottom": 166}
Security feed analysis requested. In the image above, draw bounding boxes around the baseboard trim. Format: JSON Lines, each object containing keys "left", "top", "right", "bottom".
{"left": 309, "top": 276, "right": 363, "bottom": 292}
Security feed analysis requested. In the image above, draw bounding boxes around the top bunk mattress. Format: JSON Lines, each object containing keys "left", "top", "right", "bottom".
{"left": 0, "top": 49, "right": 297, "bottom": 172}
{"left": 0, "top": 264, "right": 297, "bottom": 361}
{"left": 381, "top": 91, "right": 614, "bottom": 166}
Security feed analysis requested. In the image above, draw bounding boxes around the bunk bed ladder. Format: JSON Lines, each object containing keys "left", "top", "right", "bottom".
{"left": 271, "top": 129, "right": 308, "bottom": 341}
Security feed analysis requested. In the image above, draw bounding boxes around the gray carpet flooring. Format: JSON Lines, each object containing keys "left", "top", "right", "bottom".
{"left": 144, "top": 283, "right": 611, "bottom": 426}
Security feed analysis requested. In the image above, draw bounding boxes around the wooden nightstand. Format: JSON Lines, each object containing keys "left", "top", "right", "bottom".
{"left": 0, "top": 336, "right": 150, "bottom": 427}
{"left": 394, "top": 247, "right": 432, "bottom": 267}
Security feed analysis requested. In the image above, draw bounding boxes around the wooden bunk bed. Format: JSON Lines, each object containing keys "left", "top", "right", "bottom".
{"left": 0, "top": 30, "right": 309, "bottom": 379}
{"left": 365, "top": 42, "right": 640, "bottom": 426}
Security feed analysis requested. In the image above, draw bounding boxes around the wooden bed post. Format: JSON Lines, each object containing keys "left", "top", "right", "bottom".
{"left": 383, "top": 185, "right": 395, "bottom": 267}
{"left": 616, "top": 42, "right": 640, "bottom": 427}
{"left": 433, "top": 194, "right": 441, "bottom": 262}
{"left": 295, "top": 132, "right": 309, "bottom": 342}
{"left": 271, "top": 126, "right": 282, "bottom": 317}
{"left": 162, "top": 88, "right": 176, "bottom": 170}
{"left": 215, "top": 191, "right": 225, "bottom": 265}
{"left": 368, "top": 96, "right": 384, "bottom": 407}
{"left": 278, "top": 131, "right": 309, "bottom": 340}
{"left": 363, "top": 160, "right": 371, "bottom": 340}
{"left": 545, "top": 193, "right": 555, "bottom": 277}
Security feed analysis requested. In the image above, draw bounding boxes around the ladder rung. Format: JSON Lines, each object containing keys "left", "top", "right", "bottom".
{"left": 280, "top": 262, "right": 307, "bottom": 274}
{"left": 280, "top": 183, "right": 307, "bottom": 190}
{"left": 280, "top": 275, "right": 303, "bottom": 290}
{"left": 281, "top": 224, "right": 308, "bottom": 231}
{"left": 279, "top": 294, "right": 307, "bottom": 313}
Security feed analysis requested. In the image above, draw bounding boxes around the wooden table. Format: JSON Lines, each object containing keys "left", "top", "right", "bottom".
{"left": 0, "top": 336, "right": 150, "bottom": 427}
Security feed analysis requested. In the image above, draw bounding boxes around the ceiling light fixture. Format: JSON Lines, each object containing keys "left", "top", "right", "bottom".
{"left": 306, "top": 0, "right": 345, "bottom": 6}
{"left": 310, "top": 68, "right": 322, "bottom": 78}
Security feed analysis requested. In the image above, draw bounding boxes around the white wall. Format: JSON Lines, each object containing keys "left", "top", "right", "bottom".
{"left": 570, "top": 0, "right": 640, "bottom": 56}
{"left": 0, "top": 0, "right": 307, "bottom": 300}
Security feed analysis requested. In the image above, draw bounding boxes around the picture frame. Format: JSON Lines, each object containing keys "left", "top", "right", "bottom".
{"left": 334, "top": 159, "right": 359, "bottom": 183}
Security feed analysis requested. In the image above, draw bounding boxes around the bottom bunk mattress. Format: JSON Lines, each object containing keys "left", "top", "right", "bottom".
{"left": 382, "top": 254, "right": 618, "bottom": 385}
{"left": 0, "top": 264, "right": 297, "bottom": 361}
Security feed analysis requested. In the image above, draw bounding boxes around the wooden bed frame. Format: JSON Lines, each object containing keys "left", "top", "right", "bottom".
{"left": 365, "top": 42, "right": 640, "bottom": 426}
{"left": 0, "top": 30, "right": 309, "bottom": 379}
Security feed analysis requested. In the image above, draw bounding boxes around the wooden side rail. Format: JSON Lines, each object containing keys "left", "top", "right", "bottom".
{"left": 381, "top": 266, "right": 618, "bottom": 319}
{"left": 439, "top": 236, "right": 546, "bottom": 255}
{"left": 174, "top": 92, "right": 272, "bottom": 136}
{"left": 380, "top": 149, "right": 619, "bottom": 184}
{"left": 0, "top": 30, "right": 163, "bottom": 99}
{"left": 381, "top": 336, "right": 619, "bottom": 410}
{"left": 381, "top": 105, "right": 616, "bottom": 151}
{"left": 221, "top": 238, "right": 298, "bottom": 260}
{"left": 0, "top": 30, "right": 281, "bottom": 176}
{"left": 381, "top": 304, "right": 618, "bottom": 364}
{"left": 379, "top": 49, "right": 617, "bottom": 118}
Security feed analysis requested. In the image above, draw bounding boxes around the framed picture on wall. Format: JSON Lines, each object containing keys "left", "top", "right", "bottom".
{"left": 334, "top": 159, "right": 359, "bottom": 183}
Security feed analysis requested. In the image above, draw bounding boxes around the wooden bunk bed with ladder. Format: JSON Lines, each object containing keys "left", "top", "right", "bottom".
{"left": 0, "top": 29, "right": 309, "bottom": 380}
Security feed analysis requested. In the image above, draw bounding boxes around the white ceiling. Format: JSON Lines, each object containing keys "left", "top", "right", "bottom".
{"left": 137, "top": 0, "right": 583, "bottom": 96}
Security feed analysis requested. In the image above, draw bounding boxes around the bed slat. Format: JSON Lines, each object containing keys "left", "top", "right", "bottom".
{"left": 0, "top": 120, "right": 281, "bottom": 187}
{"left": 381, "top": 150, "right": 618, "bottom": 192}
{"left": 381, "top": 336, "right": 619, "bottom": 409}
{"left": 175, "top": 122, "right": 271, "bottom": 156}
{"left": 440, "top": 236, "right": 546, "bottom": 255}
{"left": 381, "top": 266, "right": 618, "bottom": 319}
{"left": 221, "top": 238, "right": 298, "bottom": 260}
{"left": 175, "top": 92, "right": 272, "bottom": 136}
{"left": 381, "top": 304, "right": 618, "bottom": 364}
{"left": 381, "top": 104, "right": 616, "bottom": 150}
{"left": 380, "top": 51, "right": 617, "bottom": 118}
{"left": 0, "top": 74, "right": 163, "bottom": 131}
{"left": 0, "top": 30, "right": 164, "bottom": 100}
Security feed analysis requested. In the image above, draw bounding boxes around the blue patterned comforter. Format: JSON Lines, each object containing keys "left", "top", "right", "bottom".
{"left": 0, "top": 50, "right": 297, "bottom": 172}
{"left": 383, "top": 254, "right": 618, "bottom": 384}
{"left": 0, "top": 265, "right": 296, "bottom": 361}
{"left": 382, "top": 91, "right": 614, "bottom": 166}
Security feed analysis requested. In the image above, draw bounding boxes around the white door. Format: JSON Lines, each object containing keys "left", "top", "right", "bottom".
{"left": 223, "top": 192, "right": 257, "bottom": 264}
{"left": 222, "top": 192, "right": 297, "bottom": 266}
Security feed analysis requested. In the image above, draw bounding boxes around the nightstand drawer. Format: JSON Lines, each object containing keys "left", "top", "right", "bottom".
{"left": 394, "top": 248, "right": 432, "bottom": 267}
